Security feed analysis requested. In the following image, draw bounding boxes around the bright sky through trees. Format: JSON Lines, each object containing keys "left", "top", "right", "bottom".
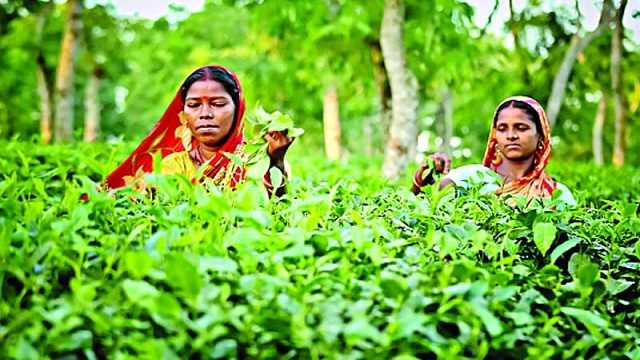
{"left": 107, "top": 0, "right": 639, "bottom": 42}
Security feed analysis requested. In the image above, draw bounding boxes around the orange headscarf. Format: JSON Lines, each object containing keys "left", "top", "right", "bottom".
{"left": 105, "top": 65, "right": 246, "bottom": 190}
{"left": 482, "top": 96, "right": 556, "bottom": 199}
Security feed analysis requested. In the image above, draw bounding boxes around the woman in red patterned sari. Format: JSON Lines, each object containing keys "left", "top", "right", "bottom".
{"left": 105, "top": 65, "right": 292, "bottom": 196}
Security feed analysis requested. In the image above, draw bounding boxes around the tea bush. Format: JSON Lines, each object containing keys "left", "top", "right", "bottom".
{"left": 1, "top": 140, "right": 639, "bottom": 359}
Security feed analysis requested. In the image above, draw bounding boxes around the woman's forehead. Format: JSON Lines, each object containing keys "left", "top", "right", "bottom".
{"left": 186, "top": 80, "right": 230, "bottom": 98}
{"left": 496, "top": 107, "right": 533, "bottom": 123}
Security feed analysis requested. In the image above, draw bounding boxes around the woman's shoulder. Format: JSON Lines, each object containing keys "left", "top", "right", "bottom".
{"left": 554, "top": 182, "right": 577, "bottom": 206}
{"left": 446, "top": 164, "right": 496, "bottom": 186}
{"left": 162, "top": 151, "right": 189, "bottom": 161}
{"left": 161, "top": 151, "right": 193, "bottom": 176}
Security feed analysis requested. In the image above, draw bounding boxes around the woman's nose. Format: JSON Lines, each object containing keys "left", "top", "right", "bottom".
{"left": 199, "top": 104, "right": 213, "bottom": 118}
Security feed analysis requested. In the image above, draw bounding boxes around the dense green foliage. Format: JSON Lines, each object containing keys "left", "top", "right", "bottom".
{"left": 1, "top": 1, "right": 639, "bottom": 357}
{"left": 2, "top": 140, "right": 639, "bottom": 358}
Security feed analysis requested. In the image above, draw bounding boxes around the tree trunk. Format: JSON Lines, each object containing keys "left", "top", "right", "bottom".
{"left": 436, "top": 87, "right": 453, "bottom": 153}
{"left": 546, "top": 0, "right": 614, "bottom": 128}
{"left": 363, "top": 115, "right": 373, "bottom": 156}
{"left": 36, "top": 55, "right": 52, "bottom": 144}
{"left": 83, "top": 67, "right": 101, "bottom": 142}
{"left": 368, "top": 39, "right": 392, "bottom": 136}
{"left": 322, "top": 84, "right": 341, "bottom": 160}
{"left": 611, "top": 0, "right": 628, "bottom": 167}
{"left": 35, "top": 11, "right": 52, "bottom": 144}
{"left": 592, "top": 93, "right": 606, "bottom": 165}
{"left": 54, "top": 0, "right": 82, "bottom": 142}
{"left": 380, "top": 0, "right": 418, "bottom": 180}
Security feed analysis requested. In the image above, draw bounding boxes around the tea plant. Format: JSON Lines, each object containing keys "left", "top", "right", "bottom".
{"left": 1, "top": 140, "right": 639, "bottom": 359}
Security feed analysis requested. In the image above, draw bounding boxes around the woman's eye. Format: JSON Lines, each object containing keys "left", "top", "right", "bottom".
{"left": 211, "top": 102, "right": 227, "bottom": 107}
{"left": 187, "top": 103, "right": 200, "bottom": 108}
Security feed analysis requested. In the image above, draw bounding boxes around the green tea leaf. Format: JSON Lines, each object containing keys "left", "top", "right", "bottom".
{"left": 165, "top": 254, "right": 202, "bottom": 298}
{"left": 123, "top": 279, "right": 159, "bottom": 303}
{"left": 568, "top": 253, "right": 600, "bottom": 288}
{"left": 212, "top": 339, "right": 237, "bottom": 359}
{"left": 270, "top": 112, "right": 294, "bottom": 131}
{"left": 561, "top": 307, "right": 608, "bottom": 329}
{"left": 124, "top": 251, "right": 154, "bottom": 279}
{"left": 199, "top": 256, "right": 239, "bottom": 273}
{"left": 57, "top": 330, "right": 93, "bottom": 351}
{"left": 269, "top": 166, "right": 284, "bottom": 189}
{"left": 288, "top": 127, "right": 305, "bottom": 137}
{"left": 533, "top": 222, "right": 557, "bottom": 256}
{"left": 470, "top": 300, "right": 503, "bottom": 336}
{"left": 550, "top": 237, "right": 581, "bottom": 263}
{"left": 606, "top": 278, "right": 634, "bottom": 295}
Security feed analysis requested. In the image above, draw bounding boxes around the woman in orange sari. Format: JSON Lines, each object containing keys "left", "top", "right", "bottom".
{"left": 412, "top": 96, "right": 575, "bottom": 206}
{"left": 105, "top": 65, "right": 292, "bottom": 196}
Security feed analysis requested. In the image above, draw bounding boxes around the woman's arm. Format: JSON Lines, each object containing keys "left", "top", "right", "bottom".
{"left": 263, "top": 130, "right": 294, "bottom": 198}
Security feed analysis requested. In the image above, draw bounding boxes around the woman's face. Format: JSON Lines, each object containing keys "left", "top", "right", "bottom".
{"left": 494, "top": 106, "right": 540, "bottom": 161}
{"left": 184, "top": 80, "right": 235, "bottom": 148}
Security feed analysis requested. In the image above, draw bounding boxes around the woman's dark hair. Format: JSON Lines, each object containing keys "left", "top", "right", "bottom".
{"left": 494, "top": 100, "right": 543, "bottom": 135}
{"left": 179, "top": 66, "right": 240, "bottom": 109}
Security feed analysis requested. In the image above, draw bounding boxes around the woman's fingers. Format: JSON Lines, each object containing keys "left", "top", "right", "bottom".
{"left": 430, "top": 152, "right": 450, "bottom": 174}
{"left": 266, "top": 130, "right": 293, "bottom": 144}
{"left": 266, "top": 130, "right": 295, "bottom": 158}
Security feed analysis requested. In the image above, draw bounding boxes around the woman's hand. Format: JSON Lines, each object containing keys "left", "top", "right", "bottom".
{"left": 430, "top": 152, "right": 451, "bottom": 175}
{"left": 412, "top": 152, "right": 451, "bottom": 194}
{"left": 265, "top": 130, "right": 294, "bottom": 165}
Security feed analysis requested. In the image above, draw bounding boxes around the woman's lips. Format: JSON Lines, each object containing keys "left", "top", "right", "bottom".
{"left": 195, "top": 125, "right": 220, "bottom": 135}
{"left": 196, "top": 124, "right": 219, "bottom": 130}
{"left": 505, "top": 144, "right": 521, "bottom": 150}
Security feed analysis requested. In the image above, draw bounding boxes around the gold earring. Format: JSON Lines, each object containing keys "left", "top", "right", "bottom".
{"left": 176, "top": 111, "right": 193, "bottom": 151}
{"left": 492, "top": 148, "right": 503, "bottom": 166}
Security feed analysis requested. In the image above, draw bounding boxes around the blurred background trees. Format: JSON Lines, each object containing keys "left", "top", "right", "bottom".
{"left": 0, "top": 0, "right": 638, "bottom": 175}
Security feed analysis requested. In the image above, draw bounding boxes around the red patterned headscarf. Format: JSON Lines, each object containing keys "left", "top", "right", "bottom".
{"left": 482, "top": 96, "right": 557, "bottom": 199}
{"left": 105, "top": 65, "right": 246, "bottom": 189}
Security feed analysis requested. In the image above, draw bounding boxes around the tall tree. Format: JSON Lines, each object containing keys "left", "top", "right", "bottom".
{"left": 322, "top": 84, "right": 341, "bottom": 160}
{"left": 436, "top": 86, "right": 453, "bottom": 153}
{"left": 54, "top": 0, "right": 82, "bottom": 142}
{"left": 611, "top": 0, "right": 628, "bottom": 167}
{"left": 35, "top": 5, "right": 53, "bottom": 144}
{"left": 36, "top": 54, "right": 52, "bottom": 144}
{"left": 380, "top": 0, "right": 418, "bottom": 180}
{"left": 80, "top": 4, "right": 116, "bottom": 143}
{"left": 592, "top": 91, "right": 606, "bottom": 165}
{"left": 546, "top": 0, "right": 614, "bottom": 128}
{"left": 83, "top": 65, "right": 102, "bottom": 142}
{"left": 368, "top": 38, "right": 392, "bottom": 134}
